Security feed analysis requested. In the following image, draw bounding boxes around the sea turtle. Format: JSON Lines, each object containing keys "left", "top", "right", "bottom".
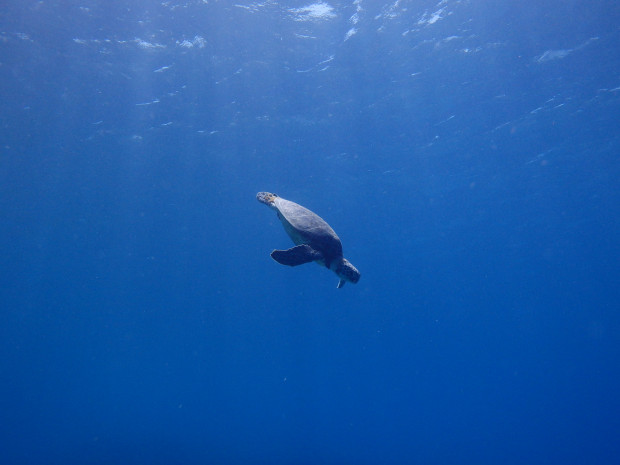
{"left": 257, "top": 192, "right": 360, "bottom": 288}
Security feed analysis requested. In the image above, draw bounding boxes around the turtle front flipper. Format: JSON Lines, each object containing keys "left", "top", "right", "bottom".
{"left": 271, "top": 244, "right": 323, "bottom": 266}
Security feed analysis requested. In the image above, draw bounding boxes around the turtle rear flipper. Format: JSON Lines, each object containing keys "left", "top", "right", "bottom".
{"left": 271, "top": 244, "right": 323, "bottom": 266}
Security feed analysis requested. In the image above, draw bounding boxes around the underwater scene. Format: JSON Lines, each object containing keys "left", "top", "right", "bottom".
{"left": 1, "top": 1, "right": 619, "bottom": 463}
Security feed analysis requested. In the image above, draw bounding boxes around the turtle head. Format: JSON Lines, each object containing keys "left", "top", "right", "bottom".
{"left": 256, "top": 192, "right": 279, "bottom": 209}
{"left": 332, "top": 258, "right": 360, "bottom": 288}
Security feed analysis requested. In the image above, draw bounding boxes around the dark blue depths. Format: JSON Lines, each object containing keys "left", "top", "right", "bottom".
{"left": 1, "top": 1, "right": 619, "bottom": 464}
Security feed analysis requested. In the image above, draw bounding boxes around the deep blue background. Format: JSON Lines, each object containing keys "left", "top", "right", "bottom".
{"left": 1, "top": 1, "right": 619, "bottom": 463}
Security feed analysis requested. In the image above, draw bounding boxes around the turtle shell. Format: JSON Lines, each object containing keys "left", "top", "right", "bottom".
{"left": 273, "top": 197, "right": 343, "bottom": 261}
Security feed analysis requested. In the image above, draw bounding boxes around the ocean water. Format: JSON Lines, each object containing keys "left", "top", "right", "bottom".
{"left": 1, "top": 1, "right": 619, "bottom": 463}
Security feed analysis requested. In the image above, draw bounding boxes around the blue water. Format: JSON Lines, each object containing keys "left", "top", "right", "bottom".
{"left": 1, "top": 1, "right": 619, "bottom": 463}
